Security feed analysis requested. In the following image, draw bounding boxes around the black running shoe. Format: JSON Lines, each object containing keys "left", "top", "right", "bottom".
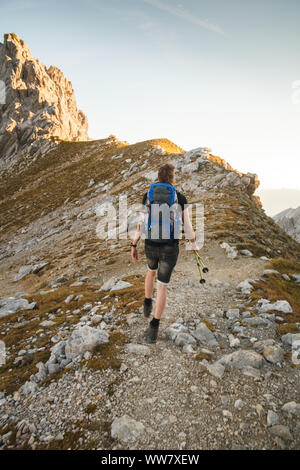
{"left": 144, "top": 323, "right": 159, "bottom": 344}
{"left": 143, "top": 299, "right": 153, "bottom": 318}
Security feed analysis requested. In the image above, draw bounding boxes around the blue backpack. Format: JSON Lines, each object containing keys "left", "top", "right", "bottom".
{"left": 145, "top": 183, "right": 181, "bottom": 242}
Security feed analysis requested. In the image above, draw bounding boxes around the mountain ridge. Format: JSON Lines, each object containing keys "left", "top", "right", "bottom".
{"left": 1, "top": 136, "right": 300, "bottom": 302}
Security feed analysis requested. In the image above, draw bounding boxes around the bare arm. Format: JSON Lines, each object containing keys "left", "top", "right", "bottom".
{"left": 132, "top": 222, "right": 142, "bottom": 245}
{"left": 131, "top": 222, "right": 141, "bottom": 263}
{"left": 182, "top": 207, "right": 199, "bottom": 250}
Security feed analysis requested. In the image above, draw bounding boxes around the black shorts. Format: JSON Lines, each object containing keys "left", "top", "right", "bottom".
{"left": 145, "top": 242, "right": 179, "bottom": 285}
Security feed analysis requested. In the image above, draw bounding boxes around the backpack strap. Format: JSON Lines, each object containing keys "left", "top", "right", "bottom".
{"left": 171, "top": 187, "right": 178, "bottom": 206}
{"left": 148, "top": 183, "right": 155, "bottom": 202}
{"left": 145, "top": 188, "right": 152, "bottom": 235}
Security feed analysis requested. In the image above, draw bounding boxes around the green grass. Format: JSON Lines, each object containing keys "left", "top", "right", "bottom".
{"left": 267, "top": 257, "right": 300, "bottom": 274}
{"left": 207, "top": 189, "right": 300, "bottom": 258}
{"left": 86, "top": 332, "right": 128, "bottom": 371}
{"left": 245, "top": 258, "right": 300, "bottom": 337}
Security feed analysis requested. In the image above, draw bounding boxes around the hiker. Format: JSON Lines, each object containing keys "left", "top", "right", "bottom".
{"left": 130, "top": 162, "right": 199, "bottom": 343}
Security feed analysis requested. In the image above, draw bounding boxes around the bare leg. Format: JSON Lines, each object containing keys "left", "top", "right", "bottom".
{"left": 154, "top": 282, "right": 167, "bottom": 319}
{"left": 145, "top": 269, "right": 156, "bottom": 298}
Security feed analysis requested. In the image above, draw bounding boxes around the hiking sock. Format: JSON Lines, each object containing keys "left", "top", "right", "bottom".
{"left": 150, "top": 317, "right": 160, "bottom": 328}
{"left": 143, "top": 298, "right": 153, "bottom": 318}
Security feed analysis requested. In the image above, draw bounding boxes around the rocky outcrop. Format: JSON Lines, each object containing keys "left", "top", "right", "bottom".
{"left": 273, "top": 207, "right": 300, "bottom": 243}
{"left": 111, "top": 415, "right": 145, "bottom": 443}
{"left": 207, "top": 155, "right": 260, "bottom": 197}
{"left": 0, "top": 33, "right": 89, "bottom": 167}
{"left": 64, "top": 325, "right": 109, "bottom": 359}
{"left": 0, "top": 295, "right": 36, "bottom": 318}
{"left": 175, "top": 147, "right": 260, "bottom": 198}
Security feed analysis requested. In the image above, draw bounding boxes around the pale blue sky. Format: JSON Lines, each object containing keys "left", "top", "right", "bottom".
{"left": 1, "top": 0, "right": 300, "bottom": 195}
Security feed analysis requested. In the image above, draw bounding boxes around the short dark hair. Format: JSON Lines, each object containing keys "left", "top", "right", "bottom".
{"left": 158, "top": 163, "right": 175, "bottom": 185}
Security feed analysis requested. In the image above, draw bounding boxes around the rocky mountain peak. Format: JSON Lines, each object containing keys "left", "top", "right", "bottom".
{"left": 1, "top": 33, "right": 33, "bottom": 62}
{"left": 274, "top": 206, "right": 300, "bottom": 243}
{"left": 0, "top": 33, "right": 89, "bottom": 168}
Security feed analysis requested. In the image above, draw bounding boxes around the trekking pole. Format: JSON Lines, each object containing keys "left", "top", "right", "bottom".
{"left": 194, "top": 250, "right": 209, "bottom": 284}
{"left": 195, "top": 251, "right": 209, "bottom": 273}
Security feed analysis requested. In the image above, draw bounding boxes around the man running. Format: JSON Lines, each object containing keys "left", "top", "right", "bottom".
{"left": 130, "top": 162, "right": 198, "bottom": 343}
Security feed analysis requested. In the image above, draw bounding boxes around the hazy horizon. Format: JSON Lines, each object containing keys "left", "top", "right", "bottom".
{"left": 257, "top": 187, "right": 300, "bottom": 217}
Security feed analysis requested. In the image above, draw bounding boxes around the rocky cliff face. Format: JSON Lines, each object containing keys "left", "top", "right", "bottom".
{"left": 0, "top": 33, "right": 89, "bottom": 168}
{"left": 274, "top": 207, "right": 300, "bottom": 243}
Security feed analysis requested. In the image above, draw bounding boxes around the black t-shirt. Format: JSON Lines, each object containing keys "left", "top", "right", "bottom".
{"left": 142, "top": 189, "right": 188, "bottom": 246}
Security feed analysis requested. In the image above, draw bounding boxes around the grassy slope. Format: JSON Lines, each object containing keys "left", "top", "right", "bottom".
{"left": 0, "top": 138, "right": 183, "bottom": 234}
{"left": 0, "top": 274, "right": 144, "bottom": 395}
{"left": 247, "top": 257, "right": 300, "bottom": 335}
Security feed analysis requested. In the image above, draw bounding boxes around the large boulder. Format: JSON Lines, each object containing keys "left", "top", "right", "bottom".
{"left": 100, "top": 277, "right": 118, "bottom": 291}
{"left": 291, "top": 274, "right": 300, "bottom": 283}
{"left": 126, "top": 344, "right": 150, "bottom": 356}
{"left": 20, "top": 380, "right": 39, "bottom": 395}
{"left": 204, "top": 361, "right": 225, "bottom": 379}
{"left": 184, "top": 147, "right": 210, "bottom": 163}
{"left": 236, "top": 279, "right": 255, "bottom": 295}
{"left": 111, "top": 415, "right": 145, "bottom": 443}
{"left": 0, "top": 296, "right": 36, "bottom": 318}
{"left": 243, "top": 316, "right": 272, "bottom": 327}
{"left": 50, "top": 341, "right": 66, "bottom": 359}
{"left": 257, "top": 299, "right": 293, "bottom": 314}
{"left": 220, "top": 242, "right": 238, "bottom": 259}
{"left": 100, "top": 277, "right": 132, "bottom": 292}
{"left": 13, "top": 262, "right": 48, "bottom": 282}
{"left": 191, "top": 322, "right": 218, "bottom": 349}
{"left": 217, "top": 349, "right": 264, "bottom": 370}
{"left": 174, "top": 332, "right": 197, "bottom": 347}
{"left": 263, "top": 345, "right": 284, "bottom": 364}
{"left": 165, "top": 323, "right": 188, "bottom": 342}
{"left": 225, "top": 308, "right": 240, "bottom": 320}
{"left": 253, "top": 339, "right": 276, "bottom": 353}
{"left": 281, "top": 333, "right": 300, "bottom": 348}
{"left": 65, "top": 326, "right": 109, "bottom": 359}
{"left": 110, "top": 280, "right": 133, "bottom": 291}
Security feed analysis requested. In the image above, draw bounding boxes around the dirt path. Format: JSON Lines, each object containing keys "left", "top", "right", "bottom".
{"left": 105, "top": 249, "right": 300, "bottom": 450}
{"left": 1, "top": 244, "right": 299, "bottom": 450}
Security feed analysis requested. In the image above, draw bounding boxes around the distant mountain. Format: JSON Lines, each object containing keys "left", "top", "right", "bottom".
{"left": 273, "top": 206, "right": 300, "bottom": 243}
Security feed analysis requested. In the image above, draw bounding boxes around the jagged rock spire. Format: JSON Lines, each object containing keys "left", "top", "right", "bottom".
{"left": 0, "top": 33, "right": 89, "bottom": 167}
